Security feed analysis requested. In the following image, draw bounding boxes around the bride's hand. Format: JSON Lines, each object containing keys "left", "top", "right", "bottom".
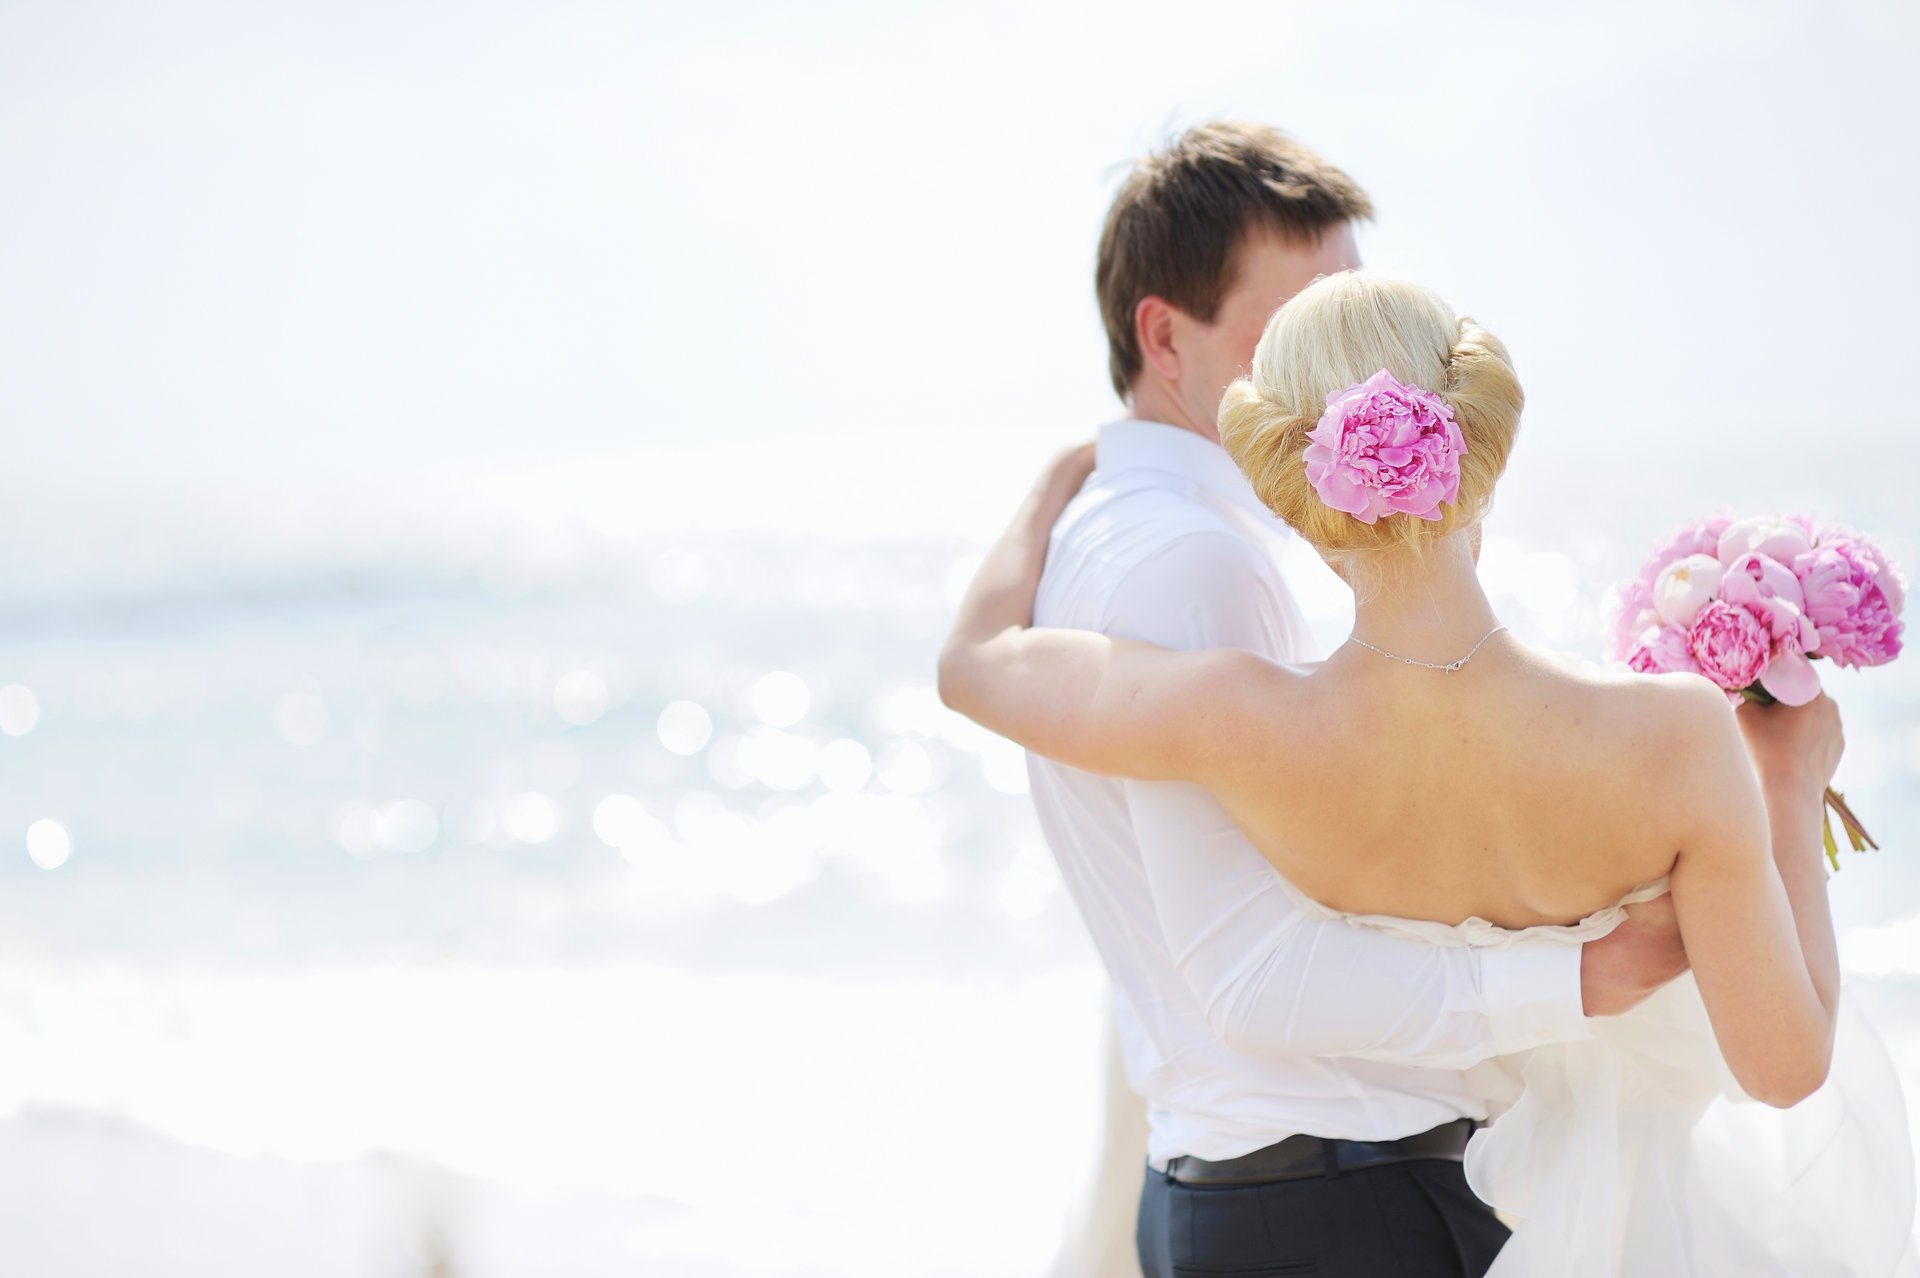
{"left": 1032, "top": 441, "right": 1096, "bottom": 518}
{"left": 1738, "top": 692, "right": 1844, "bottom": 791}
{"left": 943, "top": 441, "right": 1095, "bottom": 669}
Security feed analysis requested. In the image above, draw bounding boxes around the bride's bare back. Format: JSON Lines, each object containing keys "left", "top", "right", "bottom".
{"left": 1208, "top": 639, "right": 1702, "bottom": 929}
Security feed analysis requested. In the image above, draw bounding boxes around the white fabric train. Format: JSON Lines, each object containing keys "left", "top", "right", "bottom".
{"left": 1282, "top": 876, "right": 1920, "bottom": 1276}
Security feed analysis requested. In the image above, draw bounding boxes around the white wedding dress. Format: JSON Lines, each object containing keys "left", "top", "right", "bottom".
{"left": 1277, "top": 875, "right": 1919, "bottom": 1277}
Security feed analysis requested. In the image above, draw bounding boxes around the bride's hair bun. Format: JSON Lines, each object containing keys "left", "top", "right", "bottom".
{"left": 1219, "top": 271, "right": 1522, "bottom": 560}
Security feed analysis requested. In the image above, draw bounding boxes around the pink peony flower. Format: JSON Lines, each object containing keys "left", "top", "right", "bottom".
{"left": 1719, "top": 552, "right": 1819, "bottom": 650}
{"left": 1653, "top": 514, "right": 1735, "bottom": 567}
{"left": 1717, "top": 516, "right": 1813, "bottom": 568}
{"left": 1625, "top": 623, "right": 1702, "bottom": 677}
{"left": 1652, "top": 554, "right": 1725, "bottom": 629}
{"left": 1304, "top": 368, "right": 1465, "bottom": 524}
{"left": 1607, "top": 577, "right": 1658, "bottom": 664}
{"left": 1612, "top": 511, "right": 1903, "bottom": 706}
{"left": 1760, "top": 622, "right": 1823, "bottom": 706}
{"left": 1610, "top": 514, "right": 1734, "bottom": 662}
{"left": 1796, "top": 532, "right": 1907, "bottom": 669}
{"left": 1688, "top": 600, "right": 1771, "bottom": 692}
{"left": 1712, "top": 552, "right": 1822, "bottom": 705}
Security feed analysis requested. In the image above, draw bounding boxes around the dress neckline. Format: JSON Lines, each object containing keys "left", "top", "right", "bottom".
{"left": 1264, "top": 874, "right": 1674, "bottom": 950}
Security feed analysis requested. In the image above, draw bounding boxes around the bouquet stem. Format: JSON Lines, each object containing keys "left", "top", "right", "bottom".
{"left": 1822, "top": 787, "right": 1878, "bottom": 872}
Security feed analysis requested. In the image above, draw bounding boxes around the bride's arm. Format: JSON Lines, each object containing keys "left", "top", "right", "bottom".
{"left": 1666, "top": 683, "right": 1842, "bottom": 1107}
{"left": 938, "top": 447, "right": 1287, "bottom": 784}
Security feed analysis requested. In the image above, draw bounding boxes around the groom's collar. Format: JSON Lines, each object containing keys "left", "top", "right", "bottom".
{"left": 1095, "top": 418, "right": 1278, "bottom": 524}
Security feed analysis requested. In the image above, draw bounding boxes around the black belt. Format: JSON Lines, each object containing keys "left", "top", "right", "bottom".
{"left": 1164, "top": 1118, "right": 1476, "bottom": 1187}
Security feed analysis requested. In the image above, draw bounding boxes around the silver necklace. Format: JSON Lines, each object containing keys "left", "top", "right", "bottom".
{"left": 1347, "top": 624, "right": 1508, "bottom": 673}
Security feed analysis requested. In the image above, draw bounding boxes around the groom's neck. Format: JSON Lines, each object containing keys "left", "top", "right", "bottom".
{"left": 1126, "top": 379, "right": 1221, "bottom": 444}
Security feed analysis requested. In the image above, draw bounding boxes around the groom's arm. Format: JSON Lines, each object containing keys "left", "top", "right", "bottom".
{"left": 1107, "top": 532, "right": 1679, "bottom": 1066}
{"left": 1128, "top": 779, "right": 1588, "bottom": 1066}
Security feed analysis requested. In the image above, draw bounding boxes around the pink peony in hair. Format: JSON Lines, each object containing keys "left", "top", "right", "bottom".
{"left": 1303, "top": 368, "right": 1465, "bottom": 524}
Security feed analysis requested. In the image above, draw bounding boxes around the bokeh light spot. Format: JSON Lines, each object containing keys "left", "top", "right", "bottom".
{"left": 749, "top": 671, "right": 811, "bottom": 728}
{"left": 0, "top": 684, "right": 41, "bottom": 737}
{"left": 373, "top": 799, "right": 439, "bottom": 854}
{"left": 26, "top": 818, "right": 71, "bottom": 870}
{"left": 875, "top": 740, "right": 937, "bottom": 795}
{"left": 334, "top": 804, "right": 379, "bottom": 858}
{"left": 657, "top": 701, "right": 713, "bottom": 756}
{"left": 502, "top": 791, "right": 561, "bottom": 844}
{"left": 738, "top": 727, "right": 818, "bottom": 791}
{"left": 817, "top": 738, "right": 874, "bottom": 793}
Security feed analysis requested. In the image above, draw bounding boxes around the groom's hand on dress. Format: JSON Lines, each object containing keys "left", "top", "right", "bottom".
{"left": 1579, "top": 893, "right": 1688, "bottom": 1017}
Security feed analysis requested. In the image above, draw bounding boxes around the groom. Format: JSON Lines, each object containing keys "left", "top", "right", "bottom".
{"left": 1031, "top": 122, "right": 1690, "bottom": 1277}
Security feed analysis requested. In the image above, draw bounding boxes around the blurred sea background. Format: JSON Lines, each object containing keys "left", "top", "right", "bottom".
{"left": 3, "top": 1, "right": 1918, "bottom": 1274}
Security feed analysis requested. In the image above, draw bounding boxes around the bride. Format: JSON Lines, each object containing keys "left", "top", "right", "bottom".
{"left": 939, "top": 270, "right": 1915, "bottom": 1275}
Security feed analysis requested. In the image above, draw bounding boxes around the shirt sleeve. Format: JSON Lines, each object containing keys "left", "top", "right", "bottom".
{"left": 1100, "top": 530, "right": 1284, "bottom": 655}
{"left": 1127, "top": 779, "right": 1591, "bottom": 1068}
{"left": 1106, "top": 532, "right": 1592, "bottom": 1067}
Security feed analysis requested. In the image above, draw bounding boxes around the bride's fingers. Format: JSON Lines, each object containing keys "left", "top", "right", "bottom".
{"left": 1034, "top": 441, "right": 1097, "bottom": 506}
{"left": 1051, "top": 440, "right": 1096, "bottom": 482}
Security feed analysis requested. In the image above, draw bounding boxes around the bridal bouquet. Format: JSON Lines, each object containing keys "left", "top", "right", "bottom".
{"left": 1609, "top": 513, "right": 1905, "bottom": 868}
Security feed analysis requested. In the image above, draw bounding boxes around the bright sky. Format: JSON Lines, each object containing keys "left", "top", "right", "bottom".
{"left": 3, "top": 0, "right": 1916, "bottom": 561}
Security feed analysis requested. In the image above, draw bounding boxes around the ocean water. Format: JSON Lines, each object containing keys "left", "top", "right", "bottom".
{"left": 0, "top": 530, "right": 1113, "bottom": 1275}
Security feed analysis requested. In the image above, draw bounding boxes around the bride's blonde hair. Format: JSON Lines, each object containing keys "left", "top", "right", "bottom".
{"left": 1219, "top": 271, "right": 1522, "bottom": 565}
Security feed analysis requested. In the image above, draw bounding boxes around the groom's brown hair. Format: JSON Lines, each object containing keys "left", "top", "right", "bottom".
{"left": 1096, "top": 122, "right": 1374, "bottom": 399}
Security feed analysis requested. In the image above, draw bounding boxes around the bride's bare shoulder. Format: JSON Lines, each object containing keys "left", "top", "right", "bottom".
{"left": 1217, "top": 648, "right": 1327, "bottom": 720}
{"left": 1551, "top": 660, "right": 1744, "bottom": 783}
{"left": 1518, "top": 648, "right": 1735, "bottom": 749}
{"left": 1577, "top": 660, "right": 1729, "bottom": 717}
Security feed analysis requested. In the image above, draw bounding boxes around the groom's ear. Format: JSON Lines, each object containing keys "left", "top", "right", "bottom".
{"left": 1134, "top": 295, "right": 1183, "bottom": 383}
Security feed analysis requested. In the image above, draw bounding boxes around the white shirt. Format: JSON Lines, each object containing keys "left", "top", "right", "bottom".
{"left": 1028, "top": 418, "right": 1592, "bottom": 1167}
